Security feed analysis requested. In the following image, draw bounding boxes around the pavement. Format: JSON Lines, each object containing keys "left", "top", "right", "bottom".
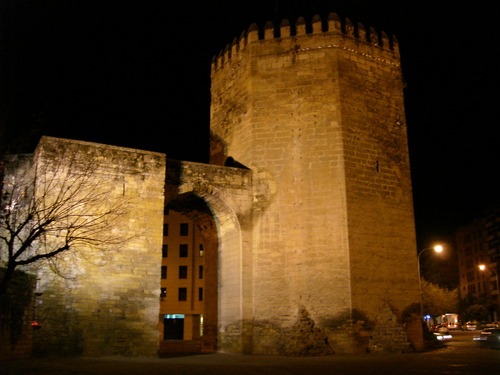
{"left": 1, "top": 331, "right": 499, "bottom": 375}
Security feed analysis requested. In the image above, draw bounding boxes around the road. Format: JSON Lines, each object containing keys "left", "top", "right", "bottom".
{"left": 1, "top": 331, "right": 499, "bottom": 375}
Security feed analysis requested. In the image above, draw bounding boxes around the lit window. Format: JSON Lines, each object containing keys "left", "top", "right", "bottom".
{"left": 199, "top": 244, "right": 204, "bottom": 257}
{"left": 160, "top": 288, "right": 166, "bottom": 299}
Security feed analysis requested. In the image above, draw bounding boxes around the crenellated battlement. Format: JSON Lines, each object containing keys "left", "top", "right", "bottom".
{"left": 211, "top": 13, "right": 399, "bottom": 71}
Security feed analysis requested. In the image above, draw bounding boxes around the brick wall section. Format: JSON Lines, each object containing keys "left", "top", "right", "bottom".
{"left": 210, "top": 14, "right": 422, "bottom": 353}
{"left": 33, "top": 137, "right": 166, "bottom": 357}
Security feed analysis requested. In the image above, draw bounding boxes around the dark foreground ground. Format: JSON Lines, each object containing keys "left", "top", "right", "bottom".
{"left": 1, "top": 331, "right": 499, "bottom": 375}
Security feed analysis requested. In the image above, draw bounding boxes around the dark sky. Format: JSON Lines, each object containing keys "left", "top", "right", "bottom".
{"left": 1, "top": 1, "right": 498, "bottom": 249}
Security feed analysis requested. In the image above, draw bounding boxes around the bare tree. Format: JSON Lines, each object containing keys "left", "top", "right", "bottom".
{"left": 0, "top": 147, "right": 128, "bottom": 297}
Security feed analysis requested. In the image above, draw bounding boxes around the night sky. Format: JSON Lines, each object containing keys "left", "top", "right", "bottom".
{"left": 1, "top": 1, "right": 498, "bottom": 249}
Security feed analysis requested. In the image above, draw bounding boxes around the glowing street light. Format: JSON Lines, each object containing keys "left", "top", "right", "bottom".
{"left": 418, "top": 245, "right": 444, "bottom": 320}
{"left": 434, "top": 245, "right": 444, "bottom": 253}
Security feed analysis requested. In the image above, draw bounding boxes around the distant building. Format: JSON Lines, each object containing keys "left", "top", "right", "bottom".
{"left": 483, "top": 204, "right": 500, "bottom": 318}
{"left": 159, "top": 209, "right": 205, "bottom": 343}
{"left": 455, "top": 219, "right": 488, "bottom": 299}
{"left": 484, "top": 204, "right": 500, "bottom": 281}
{"left": 455, "top": 204, "right": 500, "bottom": 319}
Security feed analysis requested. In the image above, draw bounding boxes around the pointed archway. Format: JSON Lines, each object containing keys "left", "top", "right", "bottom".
{"left": 164, "top": 159, "right": 253, "bottom": 353}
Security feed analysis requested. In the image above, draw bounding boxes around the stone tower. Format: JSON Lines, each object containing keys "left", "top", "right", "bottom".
{"left": 210, "top": 14, "right": 422, "bottom": 353}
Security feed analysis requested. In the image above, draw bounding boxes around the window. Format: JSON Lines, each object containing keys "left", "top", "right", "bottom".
{"left": 198, "top": 287, "right": 203, "bottom": 301}
{"left": 465, "top": 259, "right": 473, "bottom": 269}
{"left": 162, "top": 245, "right": 168, "bottom": 257}
{"left": 180, "top": 223, "right": 189, "bottom": 236}
{"left": 199, "top": 265, "right": 204, "bottom": 279}
{"left": 164, "top": 207, "right": 169, "bottom": 215}
{"left": 178, "top": 288, "right": 187, "bottom": 301}
{"left": 468, "top": 284, "right": 476, "bottom": 294}
{"left": 179, "top": 266, "right": 188, "bottom": 279}
{"left": 161, "top": 266, "right": 167, "bottom": 279}
{"left": 163, "top": 224, "right": 169, "bottom": 236}
{"left": 467, "top": 271, "right": 475, "bottom": 282}
{"left": 179, "top": 244, "right": 188, "bottom": 257}
{"left": 160, "top": 288, "right": 166, "bottom": 299}
{"left": 199, "top": 244, "right": 204, "bottom": 257}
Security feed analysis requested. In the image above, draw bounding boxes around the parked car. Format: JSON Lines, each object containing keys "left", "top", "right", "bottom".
{"left": 483, "top": 322, "right": 499, "bottom": 328}
{"left": 431, "top": 324, "right": 449, "bottom": 333}
{"left": 437, "top": 325, "right": 449, "bottom": 333}
{"left": 463, "top": 322, "right": 477, "bottom": 331}
{"left": 474, "top": 328, "right": 500, "bottom": 348}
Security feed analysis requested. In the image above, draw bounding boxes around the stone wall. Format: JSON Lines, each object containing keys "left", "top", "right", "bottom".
{"left": 32, "top": 137, "right": 166, "bottom": 356}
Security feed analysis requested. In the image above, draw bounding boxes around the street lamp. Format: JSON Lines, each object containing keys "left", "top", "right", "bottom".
{"left": 478, "top": 264, "right": 500, "bottom": 320}
{"left": 418, "top": 245, "right": 443, "bottom": 321}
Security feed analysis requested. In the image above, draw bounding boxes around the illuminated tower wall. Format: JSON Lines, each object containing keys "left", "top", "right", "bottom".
{"left": 210, "top": 14, "right": 422, "bottom": 354}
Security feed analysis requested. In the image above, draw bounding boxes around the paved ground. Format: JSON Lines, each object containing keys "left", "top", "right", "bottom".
{"left": 1, "top": 331, "right": 499, "bottom": 375}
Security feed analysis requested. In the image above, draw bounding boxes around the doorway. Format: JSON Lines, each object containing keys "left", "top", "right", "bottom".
{"left": 164, "top": 314, "right": 184, "bottom": 340}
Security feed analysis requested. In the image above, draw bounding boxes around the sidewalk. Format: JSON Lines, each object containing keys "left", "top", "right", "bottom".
{"left": 1, "top": 352, "right": 431, "bottom": 375}
{"left": 1, "top": 333, "right": 497, "bottom": 375}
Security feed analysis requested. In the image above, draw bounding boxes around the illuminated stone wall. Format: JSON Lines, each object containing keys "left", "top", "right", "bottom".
{"left": 33, "top": 137, "right": 166, "bottom": 356}
{"left": 210, "top": 14, "right": 422, "bottom": 354}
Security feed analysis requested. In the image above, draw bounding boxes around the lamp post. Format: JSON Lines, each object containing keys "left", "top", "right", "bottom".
{"left": 478, "top": 264, "right": 500, "bottom": 320}
{"left": 418, "top": 245, "right": 443, "bottom": 321}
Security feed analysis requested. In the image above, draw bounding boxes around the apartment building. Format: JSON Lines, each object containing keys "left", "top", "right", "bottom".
{"left": 159, "top": 209, "right": 205, "bottom": 341}
{"left": 483, "top": 205, "right": 500, "bottom": 313}
{"left": 456, "top": 219, "right": 488, "bottom": 299}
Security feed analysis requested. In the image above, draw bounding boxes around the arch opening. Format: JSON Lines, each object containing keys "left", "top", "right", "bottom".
{"left": 159, "top": 193, "right": 219, "bottom": 354}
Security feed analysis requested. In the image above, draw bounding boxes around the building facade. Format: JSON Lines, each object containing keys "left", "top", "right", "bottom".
{"left": 456, "top": 205, "right": 500, "bottom": 320}
{"left": 484, "top": 206, "right": 500, "bottom": 319}
{"left": 456, "top": 219, "right": 488, "bottom": 299}
{"left": 159, "top": 209, "right": 205, "bottom": 343}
